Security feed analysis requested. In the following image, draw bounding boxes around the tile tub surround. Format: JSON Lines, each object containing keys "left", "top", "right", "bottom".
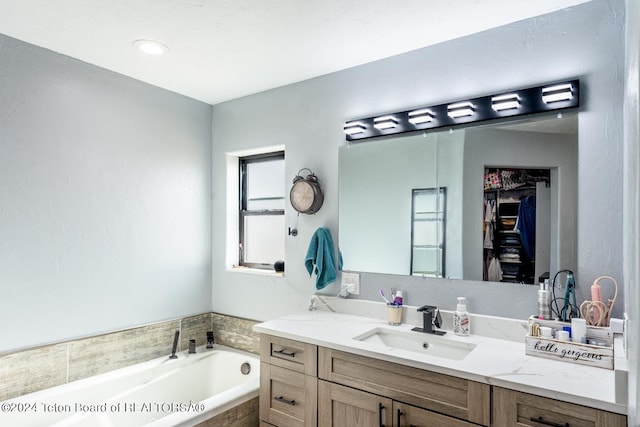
{"left": 0, "top": 343, "right": 68, "bottom": 402}
{"left": 212, "top": 312, "right": 260, "bottom": 354}
{"left": 0, "top": 312, "right": 260, "bottom": 401}
{"left": 194, "top": 396, "right": 259, "bottom": 427}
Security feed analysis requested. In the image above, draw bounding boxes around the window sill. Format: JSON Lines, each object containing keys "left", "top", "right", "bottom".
{"left": 227, "top": 266, "right": 284, "bottom": 277}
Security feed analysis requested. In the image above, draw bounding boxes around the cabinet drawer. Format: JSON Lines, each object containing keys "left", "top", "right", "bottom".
{"left": 492, "top": 387, "right": 627, "bottom": 427}
{"left": 395, "top": 401, "right": 479, "bottom": 426}
{"left": 318, "top": 347, "right": 490, "bottom": 426}
{"left": 259, "top": 362, "right": 317, "bottom": 427}
{"left": 318, "top": 380, "right": 392, "bottom": 427}
{"left": 260, "top": 334, "right": 317, "bottom": 375}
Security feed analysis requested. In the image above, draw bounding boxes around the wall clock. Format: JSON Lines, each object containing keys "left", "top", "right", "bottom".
{"left": 290, "top": 168, "right": 324, "bottom": 214}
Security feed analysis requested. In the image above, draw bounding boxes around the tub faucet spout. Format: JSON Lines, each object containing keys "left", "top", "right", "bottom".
{"left": 169, "top": 330, "right": 180, "bottom": 359}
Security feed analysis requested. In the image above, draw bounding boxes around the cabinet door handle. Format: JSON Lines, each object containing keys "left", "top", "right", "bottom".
{"left": 274, "top": 396, "right": 296, "bottom": 406}
{"left": 396, "top": 407, "right": 418, "bottom": 427}
{"left": 378, "top": 403, "right": 385, "bottom": 427}
{"left": 530, "top": 416, "right": 569, "bottom": 427}
{"left": 273, "top": 349, "right": 296, "bottom": 358}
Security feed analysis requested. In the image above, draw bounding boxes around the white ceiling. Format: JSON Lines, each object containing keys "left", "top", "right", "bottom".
{"left": 0, "top": 0, "right": 590, "bottom": 105}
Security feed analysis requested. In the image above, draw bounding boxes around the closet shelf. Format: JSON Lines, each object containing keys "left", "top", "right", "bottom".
{"left": 483, "top": 167, "right": 549, "bottom": 285}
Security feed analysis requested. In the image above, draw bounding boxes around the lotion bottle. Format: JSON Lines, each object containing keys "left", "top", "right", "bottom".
{"left": 454, "top": 297, "right": 470, "bottom": 336}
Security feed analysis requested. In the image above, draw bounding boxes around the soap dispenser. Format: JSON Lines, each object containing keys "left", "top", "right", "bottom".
{"left": 454, "top": 297, "right": 470, "bottom": 336}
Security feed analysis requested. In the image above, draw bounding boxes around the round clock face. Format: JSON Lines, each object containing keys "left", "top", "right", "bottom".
{"left": 289, "top": 180, "right": 322, "bottom": 214}
{"left": 290, "top": 181, "right": 315, "bottom": 212}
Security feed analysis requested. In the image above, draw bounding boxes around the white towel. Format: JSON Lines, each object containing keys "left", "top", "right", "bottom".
{"left": 483, "top": 222, "right": 494, "bottom": 249}
{"left": 487, "top": 257, "right": 503, "bottom": 282}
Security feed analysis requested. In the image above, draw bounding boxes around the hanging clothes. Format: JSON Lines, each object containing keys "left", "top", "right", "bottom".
{"left": 516, "top": 195, "right": 536, "bottom": 259}
{"left": 483, "top": 222, "right": 494, "bottom": 249}
{"left": 487, "top": 256, "right": 503, "bottom": 282}
{"left": 484, "top": 199, "right": 494, "bottom": 223}
{"left": 483, "top": 199, "right": 496, "bottom": 250}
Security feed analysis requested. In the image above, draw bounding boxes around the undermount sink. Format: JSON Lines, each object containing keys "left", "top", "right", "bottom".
{"left": 353, "top": 327, "right": 477, "bottom": 360}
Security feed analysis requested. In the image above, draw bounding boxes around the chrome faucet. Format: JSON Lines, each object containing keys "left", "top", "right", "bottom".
{"left": 308, "top": 295, "right": 336, "bottom": 312}
{"left": 411, "top": 305, "right": 446, "bottom": 335}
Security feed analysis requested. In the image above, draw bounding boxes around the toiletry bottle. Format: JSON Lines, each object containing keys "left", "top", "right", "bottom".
{"left": 454, "top": 297, "right": 470, "bottom": 336}
{"left": 538, "top": 279, "right": 551, "bottom": 320}
{"left": 393, "top": 290, "right": 403, "bottom": 305}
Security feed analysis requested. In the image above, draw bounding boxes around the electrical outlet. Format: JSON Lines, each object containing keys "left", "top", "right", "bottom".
{"left": 341, "top": 272, "right": 360, "bottom": 295}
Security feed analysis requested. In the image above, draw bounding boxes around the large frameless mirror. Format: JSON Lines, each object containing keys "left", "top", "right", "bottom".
{"left": 338, "top": 113, "right": 578, "bottom": 286}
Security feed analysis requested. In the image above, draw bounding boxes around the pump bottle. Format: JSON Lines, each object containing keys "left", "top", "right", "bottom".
{"left": 454, "top": 297, "right": 470, "bottom": 336}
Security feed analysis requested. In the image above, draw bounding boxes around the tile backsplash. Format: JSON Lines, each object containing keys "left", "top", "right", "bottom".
{"left": 0, "top": 312, "right": 259, "bottom": 401}
{"left": 0, "top": 343, "right": 68, "bottom": 402}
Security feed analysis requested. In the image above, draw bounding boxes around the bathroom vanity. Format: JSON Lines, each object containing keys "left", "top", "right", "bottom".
{"left": 254, "top": 309, "right": 627, "bottom": 426}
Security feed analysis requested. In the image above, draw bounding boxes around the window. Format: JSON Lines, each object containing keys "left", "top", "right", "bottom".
{"left": 239, "top": 152, "right": 285, "bottom": 269}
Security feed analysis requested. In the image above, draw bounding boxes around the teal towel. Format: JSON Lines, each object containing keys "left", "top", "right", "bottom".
{"left": 305, "top": 227, "right": 338, "bottom": 290}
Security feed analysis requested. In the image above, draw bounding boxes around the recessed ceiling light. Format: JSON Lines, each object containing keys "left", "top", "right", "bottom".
{"left": 132, "top": 39, "right": 169, "bottom": 56}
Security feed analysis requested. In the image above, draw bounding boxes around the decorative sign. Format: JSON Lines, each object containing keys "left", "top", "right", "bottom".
{"left": 525, "top": 336, "right": 613, "bottom": 370}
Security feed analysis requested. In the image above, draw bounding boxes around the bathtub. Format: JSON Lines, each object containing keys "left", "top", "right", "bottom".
{"left": 0, "top": 345, "right": 259, "bottom": 427}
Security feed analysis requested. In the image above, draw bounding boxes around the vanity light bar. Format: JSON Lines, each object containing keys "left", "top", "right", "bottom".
{"left": 491, "top": 93, "right": 521, "bottom": 111}
{"left": 408, "top": 108, "right": 435, "bottom": 124}
{"left": 373, "top": 115, "right": 399, "bottom": 130}
{"left": 343, "top": 79, "right": 579, "bottom": 141}
{"left": 447, "top": 102, "right": 475, "bottom": 118}
{"left": 542, "top": 83, "right": 574, "bottom": 104}
{"left": 343, "top": 121, "right": 367, "bottom": 135}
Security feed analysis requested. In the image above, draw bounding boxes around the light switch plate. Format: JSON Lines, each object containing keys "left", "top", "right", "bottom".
{"left": 341, "top": 272, "right": 360, "bottom": 295}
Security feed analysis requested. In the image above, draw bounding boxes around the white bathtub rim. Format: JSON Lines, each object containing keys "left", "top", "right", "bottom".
{"left": 1, "top": 349, "right": 202, "bottom": 427}
{"left": 146, "top": 377, "right": 259, "bottom": 427}
{"left": 145, "top": 347, "right": 260, "bottom": 427}
{"left": 4, "top": 345, "right": 259, "bottom": 427}
{"left": 4, "top": 345, "right": 213, "bottom": 404}
{"left": 51, "top": 346, "right": 260, "bottom": 427}
{"left": 46, "top": 355, "right": 214, "bottom": 427}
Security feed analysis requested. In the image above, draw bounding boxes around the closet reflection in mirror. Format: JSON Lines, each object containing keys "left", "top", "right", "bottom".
{"left": 338, "top": 113, "right": 578, "bottom": 284}
{"left": 483, "top": 168, "right": 551, "bottom": 284}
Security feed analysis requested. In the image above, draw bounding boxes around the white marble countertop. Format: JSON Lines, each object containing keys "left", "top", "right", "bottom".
{"left": 253, "top": 306, "right": 627, "bottom": 415}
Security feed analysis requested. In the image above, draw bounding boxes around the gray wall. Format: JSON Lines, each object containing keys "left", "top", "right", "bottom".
{"left": 0, "top": 35, "right": 213, "bottom": 353}
{"left": 623, "top": 0, "right": 640, "bottom": 423}
{"left": 211, "top": 0, "right": 625, "bottom": 320}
